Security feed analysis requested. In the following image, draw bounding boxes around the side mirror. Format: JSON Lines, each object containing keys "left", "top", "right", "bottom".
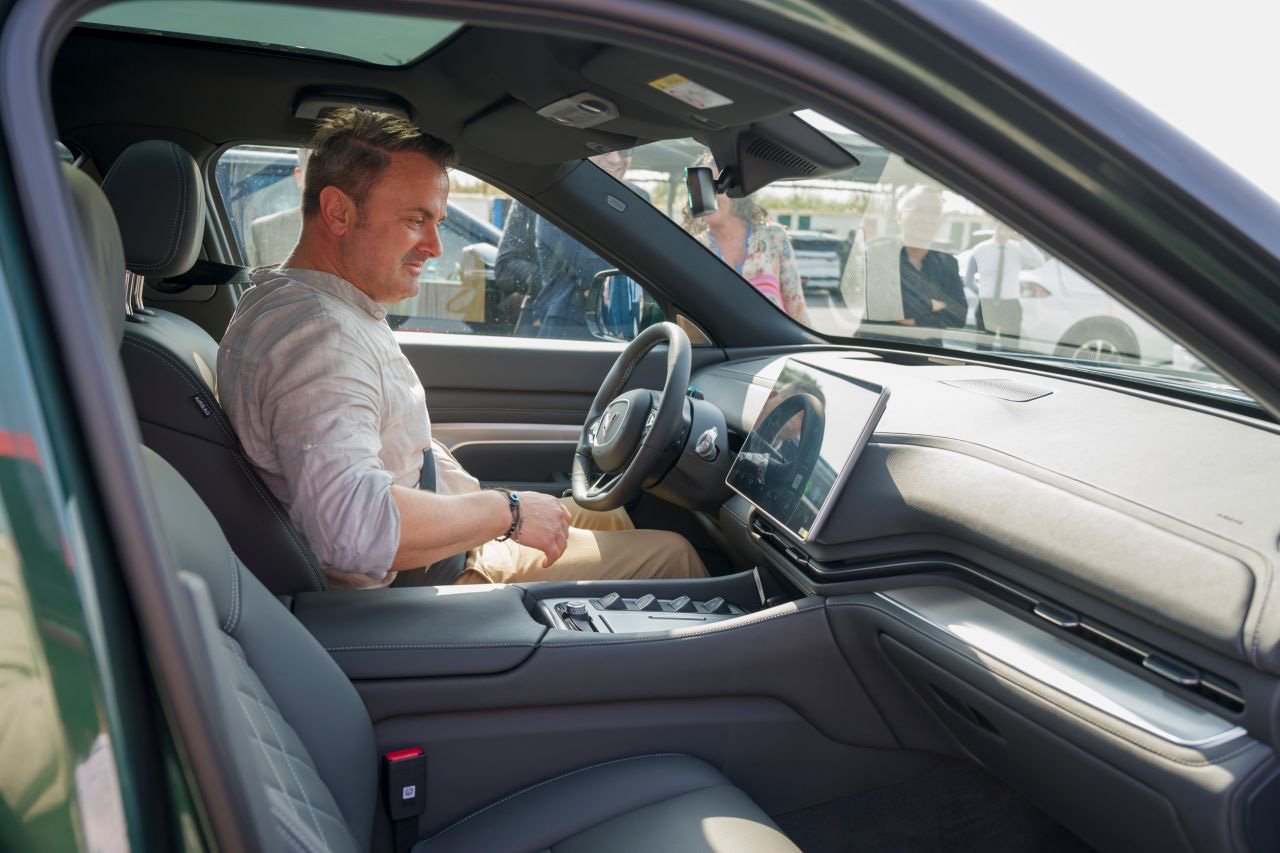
{"left": 685, "top": 166, "right": 718, "bottom": 218}
{"left": 586, "top": 269, "right": 661, "bottom": 341}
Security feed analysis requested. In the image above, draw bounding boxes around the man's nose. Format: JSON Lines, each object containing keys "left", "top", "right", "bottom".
{"left": 417, "top": 225, "right": 443, "bottom": 258}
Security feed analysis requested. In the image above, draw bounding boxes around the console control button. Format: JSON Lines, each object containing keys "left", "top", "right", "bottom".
{"left": 669, "top": 595, "right": 693, "bottom": 612}
{"left": 565, "top": 600, "right": 589, "bottom": 618}
{"left": 635, "top": 593, "right": 659, "bottom": 611}
{"left": 599, "top": 592, "right": 624, "bottom": 610}
{"left": 701, "top": 596, "right": 729, "bottom": 614}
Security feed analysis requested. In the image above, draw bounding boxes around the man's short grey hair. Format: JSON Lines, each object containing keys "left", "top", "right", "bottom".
{"left": 899, "top": 184, "right": 942, "bottom": 213}
{"left": 302, "top": 108, "right": 458, "bottom": 218}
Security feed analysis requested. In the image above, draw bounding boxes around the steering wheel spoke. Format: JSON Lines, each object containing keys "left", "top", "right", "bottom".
{"left": 588, "top": 469, "right": 622, "bottom": 497}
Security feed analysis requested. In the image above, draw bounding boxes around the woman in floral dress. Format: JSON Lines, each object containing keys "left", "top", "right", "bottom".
{"left": 687, "top": 191, "right": 810, "bottom": 324}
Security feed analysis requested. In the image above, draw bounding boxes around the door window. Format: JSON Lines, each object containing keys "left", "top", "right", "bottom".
{"left": 214, "top": 145, "right": 663, "bottom": 341}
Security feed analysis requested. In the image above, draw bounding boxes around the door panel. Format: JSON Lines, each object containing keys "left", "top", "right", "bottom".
{"left": 433, "top": 423, "right": 580, "bottom": 494}
{"left": 401, "top": 330, "right": 727, "bottom": 488}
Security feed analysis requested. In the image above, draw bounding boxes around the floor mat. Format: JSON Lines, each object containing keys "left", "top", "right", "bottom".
{"left": 773, "top": 759, "right": 1093, "bottom": 853}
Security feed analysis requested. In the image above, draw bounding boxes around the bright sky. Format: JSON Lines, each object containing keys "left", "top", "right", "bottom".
{"left": 978, "top": 0, "right": 1280, "bottom": 204}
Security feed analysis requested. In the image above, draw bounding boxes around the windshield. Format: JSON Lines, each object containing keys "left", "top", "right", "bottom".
{"left": 622, "top": 114, "right": 1251, "bottom": 407}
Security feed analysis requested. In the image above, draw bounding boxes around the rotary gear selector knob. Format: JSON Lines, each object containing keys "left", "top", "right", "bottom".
{"left": 565, "top": 600, "right": 589, "bottom": 618}
{"left": 695, "top": 427, "right": 719, "bottom": 461}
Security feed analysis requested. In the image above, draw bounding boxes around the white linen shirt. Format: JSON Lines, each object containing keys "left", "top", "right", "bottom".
{"left": 217, "top": 268, "right": 480, "bottom": 589}
{"left": 964, "top": 238, "right": 1046, "bottom": 300}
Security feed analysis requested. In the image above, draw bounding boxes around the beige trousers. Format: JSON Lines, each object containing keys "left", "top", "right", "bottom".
{"left": 456, "top": 497, "right": 708, "bottom": 585}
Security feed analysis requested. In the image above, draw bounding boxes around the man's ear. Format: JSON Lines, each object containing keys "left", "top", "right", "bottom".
{"left": 317, "top": 185, "right": 357, "bottom": 236}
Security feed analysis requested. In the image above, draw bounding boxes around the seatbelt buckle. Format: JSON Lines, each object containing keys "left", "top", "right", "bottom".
{"left": 383, "top": 747, "right": 427, "bottom": 821}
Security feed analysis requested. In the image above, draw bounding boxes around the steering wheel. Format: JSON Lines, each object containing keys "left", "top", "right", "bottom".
{"left": 572, "top": 322, "right": 691, "bottom": 510}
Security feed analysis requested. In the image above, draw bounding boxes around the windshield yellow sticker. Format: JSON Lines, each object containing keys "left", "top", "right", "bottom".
{"left": 648, "top": 73, "right": 733, "bottom": 109}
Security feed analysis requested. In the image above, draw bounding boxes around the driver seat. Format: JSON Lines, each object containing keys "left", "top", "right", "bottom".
{"left": 101, "top": 139, "right": 327, "bottom": 595}
{"left": 64, "top": 158, "right": 800, "bottom": 852}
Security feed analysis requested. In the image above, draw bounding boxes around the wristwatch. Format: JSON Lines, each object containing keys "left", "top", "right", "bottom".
{"left": 494, "top": 488, "right": 521, "bottom": 541}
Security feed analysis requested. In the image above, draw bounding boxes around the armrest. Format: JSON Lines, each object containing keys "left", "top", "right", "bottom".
{"left": 293, "top": 585, "right": 547, "bottom": 679}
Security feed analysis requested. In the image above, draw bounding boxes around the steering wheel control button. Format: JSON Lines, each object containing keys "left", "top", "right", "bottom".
{"left": 635, "top": 593, "right": 659, "bottom": 611}
{"left": 565, "top": 600, "right": 589, "bottom": 619}
{"left": 695, "top": 427, "right": 719, "bottom": 461}
{"left": 599, "top": 592, "right": 624, "bottom": 610}
{"left": 669, "top": 595, "right": 693, "bottom": 612}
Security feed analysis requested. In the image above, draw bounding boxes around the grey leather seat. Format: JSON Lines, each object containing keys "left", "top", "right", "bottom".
{"left": 102, "top": 140, "right": 327, "bottom": 595}
{"left": 65, "top": 159, "right": 800, "bottom": 852}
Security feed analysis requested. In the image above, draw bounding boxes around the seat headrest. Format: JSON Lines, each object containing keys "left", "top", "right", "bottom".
{"left": 101, "top": 140, "right": 205, "bottom": 279}
{"left": 63, "top": 163, "right": 126, "bottom": 347}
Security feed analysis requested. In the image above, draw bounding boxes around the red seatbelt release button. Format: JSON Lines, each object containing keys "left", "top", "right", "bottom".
{"left": 383, "top": 747, "right": 426, "bottom": 820}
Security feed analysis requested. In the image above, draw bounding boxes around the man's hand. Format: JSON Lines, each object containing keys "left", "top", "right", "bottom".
{"left": 513, "top": 491, "right": 573, "bottom": 567}
{"left": 930, "top": 298, "right": 946, "bottom": 312}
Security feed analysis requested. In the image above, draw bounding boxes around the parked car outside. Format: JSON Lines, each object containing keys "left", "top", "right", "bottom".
{"left": 787, "top": 229, "right": 844, "bottom": 301}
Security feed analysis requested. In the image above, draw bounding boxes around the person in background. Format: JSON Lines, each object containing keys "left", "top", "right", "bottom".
{"left": 862, "top": 186, "right": 966, "bottom": 339}
{"left": 243, "top": 148, "right": 312, "bottom": 267}
{"left": 964, "top": 222, "right": 1045, "bottom": 346}
{"left": 493, "top": 149, "right": 649, "bottom": 338}
{"left": 686, "top": 185, "right": 810, "bottom": 324}
{"left": 891, "top": 186, "right": 966, "bottom": 329}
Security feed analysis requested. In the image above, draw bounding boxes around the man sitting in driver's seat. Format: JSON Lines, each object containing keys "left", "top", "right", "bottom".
{"left": 217, "top": 108, "right": 707, "bottom": 589}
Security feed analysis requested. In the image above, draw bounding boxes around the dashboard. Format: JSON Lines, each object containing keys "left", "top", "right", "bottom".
{"left": 691, "top": 349, "right": 1280, "bottom": 704}
{"left": 686, "top": 349, "right": 1280, "bottom": 849}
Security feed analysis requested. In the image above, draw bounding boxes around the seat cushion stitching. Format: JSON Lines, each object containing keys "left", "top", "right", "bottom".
{"left": 224, "top": 550, "right": 241, "bottom": 633}
{"left": 270, "top": 804, "right": 323, "bottom": 853}
{"left": 225, "top": 646, "right": 296, "bottom": 829}
{"left": 423, "top": 753, "right": 690, "bottom": 843}
{"left": 228, "top": 640, "right": 331, "bottom": 848}
{"left": 124, "top": 335, "right": 326, "bottom": 589}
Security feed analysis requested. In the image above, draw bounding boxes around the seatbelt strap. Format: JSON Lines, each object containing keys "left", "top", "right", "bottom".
{"left": 383, "top": 747, "right": 427, "bottom": 853}
{"left": 417, "top": 449, "right": 468, "bottom": 585}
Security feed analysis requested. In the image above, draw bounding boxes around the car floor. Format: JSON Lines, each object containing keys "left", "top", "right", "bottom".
{"left": 773, "top": 759, "right": 1094, "bottom": 853}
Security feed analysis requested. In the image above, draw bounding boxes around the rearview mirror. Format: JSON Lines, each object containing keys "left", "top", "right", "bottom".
{"left": 685, "top": 166, "right": 717, "bottom": 218}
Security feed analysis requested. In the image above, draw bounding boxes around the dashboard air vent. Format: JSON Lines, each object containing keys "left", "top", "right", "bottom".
{"left": 942, "top": 378, "right": 1053, "bottom": 402}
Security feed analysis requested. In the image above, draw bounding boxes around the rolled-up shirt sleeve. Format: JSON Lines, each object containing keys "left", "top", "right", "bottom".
{"left": 254, "top": 313, "right": 399, "bottom": 578}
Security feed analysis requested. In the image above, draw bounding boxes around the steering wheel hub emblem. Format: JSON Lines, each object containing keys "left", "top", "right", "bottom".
{"left": 595, "top": 400, "right": 629, "bottom": 445}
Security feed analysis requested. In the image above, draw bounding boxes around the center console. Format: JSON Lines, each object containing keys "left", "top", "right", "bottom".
{"left": 291, "top": 569, "right": 772, "bottom": 679}
{"left": 539, "top": 591, "right": 747, "bottom": 632}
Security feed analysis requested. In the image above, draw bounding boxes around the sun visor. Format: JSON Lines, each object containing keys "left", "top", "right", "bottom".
{"left": 583, "top": 47, "right": 788, "bottom": 131}
{"left": 583, "top": 48, "right": 794, "bottom": 132}
{"left": 461, "top": 101, "right": 638, "bottom": 164}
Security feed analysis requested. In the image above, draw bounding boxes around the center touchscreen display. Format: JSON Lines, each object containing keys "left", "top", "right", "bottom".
{"left": 725, "top": 359, "right": 889, "bottom": 542}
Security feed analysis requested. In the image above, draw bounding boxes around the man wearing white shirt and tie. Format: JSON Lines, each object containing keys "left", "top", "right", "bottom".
{"left": 964, "top": 223, "right": 1045, "bottom": 346}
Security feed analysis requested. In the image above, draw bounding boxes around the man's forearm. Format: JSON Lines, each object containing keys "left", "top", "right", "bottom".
{"left": 389, "top": 485, "right": 509, "bottom": 571}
